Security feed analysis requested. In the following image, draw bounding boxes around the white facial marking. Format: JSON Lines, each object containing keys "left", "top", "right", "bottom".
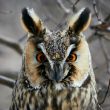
{"left": 38, "top": 43, "right": 54, "bottom": 69}
{"left": 71, "top": 72, "right": 89, "bottom": 87}
{"left": 61, "top": 44, "right": 75, "bottom": 67}
{"left": 55, "top": 83, "right": 63, "bottom": 91}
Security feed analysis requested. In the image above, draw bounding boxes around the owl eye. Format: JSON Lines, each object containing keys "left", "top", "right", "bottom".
{"left": 67, "top": 53, "right": 77, "bottom": 62}
{"left": 36, "top": 52, "right": 47, "bottom": 63}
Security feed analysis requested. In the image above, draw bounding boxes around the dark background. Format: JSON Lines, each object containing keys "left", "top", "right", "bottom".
{"left": 0, "top": 0, "right": 110, "bottom": 109}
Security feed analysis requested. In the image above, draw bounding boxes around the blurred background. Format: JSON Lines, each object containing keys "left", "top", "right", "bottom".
{"left": 0, "top": 0, "right": 110, "bottom": 110}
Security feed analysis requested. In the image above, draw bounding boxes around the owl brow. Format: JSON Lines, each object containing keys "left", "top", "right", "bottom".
{"left": 37, "top": 43, "right": 54, "bottom": 69}
{"left": 62, "top": 44, "right": 75, "bottom": 65}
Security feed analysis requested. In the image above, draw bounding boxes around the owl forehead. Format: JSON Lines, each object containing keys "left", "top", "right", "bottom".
{"left": 44, "top": 32, "right": 70, "bottom": 60}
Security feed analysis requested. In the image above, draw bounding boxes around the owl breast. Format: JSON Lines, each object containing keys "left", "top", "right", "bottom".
{"left": 10, "top": 76, "right": 97, "bottom": 110}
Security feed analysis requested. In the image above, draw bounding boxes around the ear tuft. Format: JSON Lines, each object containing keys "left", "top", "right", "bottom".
{"left": 69, "top": 8, "right": 91, "bottom": 34}
{"left": 21, "top": 7, "right": 42, "bottom": 34}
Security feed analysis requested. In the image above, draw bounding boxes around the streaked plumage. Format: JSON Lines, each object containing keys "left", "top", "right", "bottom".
{"left": 10, "top": 7, "right": 98, "bottom": 110}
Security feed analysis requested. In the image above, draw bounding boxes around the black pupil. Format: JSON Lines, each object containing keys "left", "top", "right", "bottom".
{"left": 40, "top": 54, "right": 46, "bottom": 61}
{"left": 37, "top": 53, "right": 47, "bottom": 62}
{"left": 69, "top": 54, "right": 73, "bottom": 60}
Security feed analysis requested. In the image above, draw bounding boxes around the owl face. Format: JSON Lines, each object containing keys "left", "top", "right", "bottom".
{"left": 21, "top": 8, "right": 92, "bottom": 88}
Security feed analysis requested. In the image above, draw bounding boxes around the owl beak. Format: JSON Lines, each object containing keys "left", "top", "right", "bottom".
{"left": 49, "top": 62, "right": 64, "bottom": 82}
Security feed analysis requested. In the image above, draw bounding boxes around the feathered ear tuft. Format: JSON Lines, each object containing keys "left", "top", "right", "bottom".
{"left": 69, "top": 8, "right": 91, "bottom": 34}
{"left": 21, "top": 7, "right": 42, "bottom": 35}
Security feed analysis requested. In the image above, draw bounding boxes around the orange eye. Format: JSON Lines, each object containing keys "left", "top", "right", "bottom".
{"left": 67, "top": 53, "right": 77, "bottom": 62}
{"left": 36, "top": 52, "right": 47, "bottom": 63}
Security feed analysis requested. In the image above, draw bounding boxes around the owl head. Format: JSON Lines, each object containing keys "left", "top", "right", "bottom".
{"left": 21, "top": 7, "right": 92, "bottom": 88}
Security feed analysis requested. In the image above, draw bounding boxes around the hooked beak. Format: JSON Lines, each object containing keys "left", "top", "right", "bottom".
{"left": 46, "top": 62, "right": 70, "bottom": 82}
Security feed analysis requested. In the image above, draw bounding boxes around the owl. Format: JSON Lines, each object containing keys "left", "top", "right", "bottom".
{"left": 10, "top": 7, "right": 98, "bottom": 110}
